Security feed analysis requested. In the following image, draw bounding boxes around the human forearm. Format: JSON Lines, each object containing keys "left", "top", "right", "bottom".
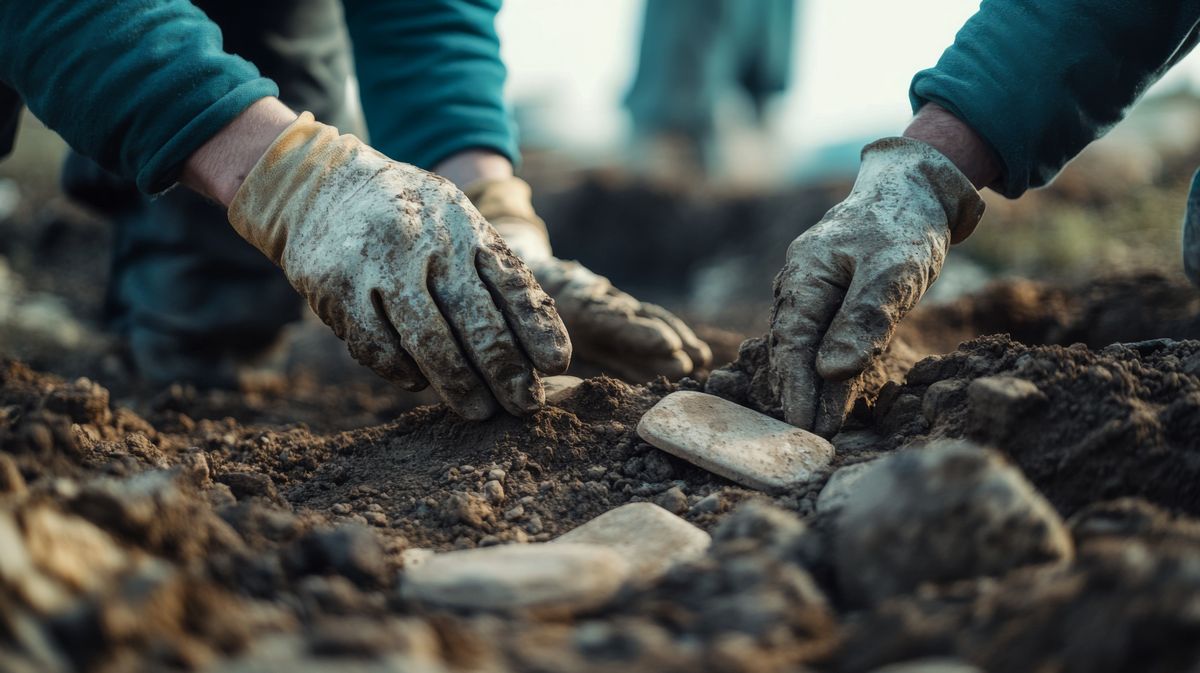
{"left": 182, "top": 97, "right": 297, "bottom": 206}
{"left": 910, "top": 0, "right": 1200, "bottom": 197}
{"left": 0, "top": 0, "right": 278, "bottom": 193}
{"left": 903, "top": 104, "right": 1000, "bottom": 191}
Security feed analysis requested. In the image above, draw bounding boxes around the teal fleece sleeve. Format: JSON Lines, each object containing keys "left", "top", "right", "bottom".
{"left": 910, "top": 1, "right": 1200, "bottom": 198}
{"left": 342, "top": 0, "right": 518, "bottom": 170}
{"left": 0, "top": 0, "right": 278, "bottom": 194}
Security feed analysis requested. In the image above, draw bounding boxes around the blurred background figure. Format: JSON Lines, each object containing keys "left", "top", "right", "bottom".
{"left": 624, "top": 0, "right": 798, "bottom": 183}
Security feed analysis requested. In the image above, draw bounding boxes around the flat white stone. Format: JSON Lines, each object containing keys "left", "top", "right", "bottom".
{"left": 816, "top": 461, "right": 878, "bottom": 513}
{"left": 402, "top": 542, "right": 628, "bottom": 612}
{"left": 554, "top": 503, "right": 710, "bottom": 580}
{"left": 543, "top": 375, "right": 585, "bottom": 403}
{"left": 637, "top": 391, "right": 833, "bottom": 492}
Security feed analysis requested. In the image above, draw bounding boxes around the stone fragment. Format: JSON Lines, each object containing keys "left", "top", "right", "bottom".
{"left": 834, "top": 440, "right": 1073, "bottom": 606}
{"left": 218, "top": 472, "right": 278, "bottom": 501}
{"left": 690, "top": 492, "right": 724, "bottom": 515}
{"left": 966, "top": 375, "right": 1045, "bottom": 441}
{"left": 401, "top": 548, "right": 435, "bottom": 569}
{"left": 637, "top": 391, "right": 833, "bottom": 492}
{"left": 0, "top": 454, "right": 26, "bottom": 495}
{"left": 554, "top": 503, "right": 710, "bottom": 580}
{"left": 816, "top": 461, "right": 877, "bottom": 513}
{"left": 543, "top": 375, "right": 584, "bottom": 403}
{"left": 293, "top": 524, "right": 388, "bottom": 588}
{"left": 482, "top": 480, "right": 505, "bottom": 505}
{"left": 654, "top": 486, "right": 688, "bottom": 514}
{"left": 403, "top": 543, "right": 628, "bottom": 612}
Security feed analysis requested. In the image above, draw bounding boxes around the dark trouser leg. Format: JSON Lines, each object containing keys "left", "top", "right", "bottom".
{"left": 66, "top": 0, "right": 354, "bottom": 387}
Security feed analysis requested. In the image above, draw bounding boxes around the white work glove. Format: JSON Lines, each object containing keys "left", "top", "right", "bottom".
{"left": 769, "top": 137, "right": 985, "bottom": 436}
{"left": 228, "top": 113, "right": 571, "bottom": 420}
{"left": 464, "top": 177, "right": 712, "bottom": 382}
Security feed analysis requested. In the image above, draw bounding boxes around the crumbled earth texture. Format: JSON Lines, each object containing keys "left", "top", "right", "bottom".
{"left": 4, "top": 177, "right": 1200, "bottom": 670}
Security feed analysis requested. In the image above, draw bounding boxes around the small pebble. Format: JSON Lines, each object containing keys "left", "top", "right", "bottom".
{"left": 655, "top": 486, "right": 689, "bottom": 514}
{"left": 483, "top": 480, "right": 505, "bottom": 504}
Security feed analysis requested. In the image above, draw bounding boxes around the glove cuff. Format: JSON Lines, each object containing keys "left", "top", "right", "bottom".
{"left": 463, "top": 176, "right": 553, "bottom": 261}
{"left": 228, "top": 111, "right": 373, "bottom": 264}
{"left": 861, "top": 137, "right": 986, "bottom": 244}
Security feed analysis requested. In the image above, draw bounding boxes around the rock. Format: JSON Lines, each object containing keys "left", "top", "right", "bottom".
{"left": 554, "top": 503, "right": 710, "bottom": 580}
{"left": 654, "top": 486, "right": 688, "bottom": 514}
{"left": 966, "top": 375, "right": 1045, "bottom": 441}
{"left": 543, "top": 375, "right": 584, "bottom": 403}
{"left": 293, "top": 525, "right": 388, "bottom": 588}
{"left": 834, "top": 440, "right": 1073, "bottom": 606}
{"left": 441, "top": 492, "right": 493, "bottom": 529}
{"left": 482, "top": 480, "right": 505, "bottom": 505}
{"left": 177, "top": 449, "right": 211, "bottom": 488}
{"left": 690, "top": 492, "right": 724, "bottom": 515}
{"left": 21, "top": 506, "right": 129, "bottom": 594}
{"left": 403, "top": 542, "right": 629, "bottom": 613}
{"left": 0, "top": 454, "right": 26, "bottom": 495}
{"left": 816, "top": 461, "right": 877, "bottom": 513}
{"left": 637, "top": 391, "right": 833, "bottom": 492}
{"left": 868, "top": 660, "right": 984, "bottom": 673}
{"left": 401, "top": 548, "right": 435, "bottom": 569}
{"left": 486, "top": 468, "right": 506, "bottom": 482}
{"left": 218, "top": 472, "right": 278, "bottom": 501}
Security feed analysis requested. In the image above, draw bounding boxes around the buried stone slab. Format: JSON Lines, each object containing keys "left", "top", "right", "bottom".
{"left": 637, "top": 391, "right": 833, "bottom": 492}
{"left": 402, "top": 542, "right": 629, "bottom": 613}
{"left": 553, "top": 502, "right": 710, "bottom": 581}
{"left": 834, "top": 439, "right": 1073, "bottom": 606}
{"left": 542, "top": 375, "right": 584, "bottom": 404}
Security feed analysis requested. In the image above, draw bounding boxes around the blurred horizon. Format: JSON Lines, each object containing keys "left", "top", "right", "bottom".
{"left": 498, "top": 0, "right": 1200, "bottom": 176}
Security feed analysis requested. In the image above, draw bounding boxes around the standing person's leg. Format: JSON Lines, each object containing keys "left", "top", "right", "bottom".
{"left": 70, "top": 0, "right": 355, "bottom": 388}
{"left": 732, "top": 0, "right": 797, "bottom": 123}
{"left": 624, "top": 0, "right": 732, "bottom": 178}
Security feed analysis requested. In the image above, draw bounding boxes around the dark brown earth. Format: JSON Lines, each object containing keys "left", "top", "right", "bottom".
{"left": 2, "top": 170, "right": 1200, "bottom": 671}
{"left": 2, "top": 265, "right": 1200, "bottom": 672}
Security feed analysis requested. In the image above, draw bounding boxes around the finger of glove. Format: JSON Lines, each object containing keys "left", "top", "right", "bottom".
{"left": 769, "top": 255, "right": 848, "bottom": 430}
{"left": 325, "top": 294, "right": 430, "bottom": 392}
{"left": 379, "top": 289, "right": 499, "bottom": 421}
{"left": 431, "top": 270, "right": 543, "bottom": 416}
{"left": 570, "top": 303, "right": 686, "bottom": 356}
{"left": 814, "top": 377, "right": 856, "bottom": 438}
{"left": 637, "top": 302, "right": 713, "bottom": 370}
{"left": 815, "top": 261, "right": 927, "bottom": 381}
{"left": 476, "top": 244, "right": 572, "bottom": 375}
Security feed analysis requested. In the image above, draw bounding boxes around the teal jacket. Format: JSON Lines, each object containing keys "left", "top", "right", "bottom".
{"left": 910, "top": 1, "right": 1200, "bottom": 198}
{"left": 0, "top": 0, "right": 515, "bottom": 194}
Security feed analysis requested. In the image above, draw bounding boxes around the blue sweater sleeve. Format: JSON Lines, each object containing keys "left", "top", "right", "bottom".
{"left": 0, "top": 0, "right": 278, "bottom": 194}
{"left": 341, "top": 0, "right": 518, "bottom": 170}
{"left": 910, "top": 1, "right": 1200, "bottom": 198}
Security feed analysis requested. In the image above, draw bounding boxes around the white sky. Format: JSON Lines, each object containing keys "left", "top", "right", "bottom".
{"left": 497, "top": 1, "right": 1200, "bottom": 158}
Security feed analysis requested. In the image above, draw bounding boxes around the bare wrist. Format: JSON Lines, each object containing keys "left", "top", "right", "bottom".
{"left": 435, "top": 149, "right": 513, "bottom": 190}
{"left": 903, "top": 103, "right": 1001, "bottom": 190}
{"left": 181, "top": 97, "right": 298, "bottom": 207}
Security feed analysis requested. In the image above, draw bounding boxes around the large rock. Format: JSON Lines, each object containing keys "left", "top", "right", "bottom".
{"left": 402, "top": 543, "right": 629, "bottom": 613}
{"left": 834, "top": 440, "right": 1072, "bottom": 606}
{"left": 815, "top": 460, "right": 877, "bottom": 513}
{"left": 554, "top": 503, "right": 710, "bottom": 581}
{"left": 637, "top": 391, "right": 833, "bottom": 492}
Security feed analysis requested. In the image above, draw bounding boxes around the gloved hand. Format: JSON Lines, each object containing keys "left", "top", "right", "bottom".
{"left": 465, "top": 176, "right": 712, "bottom": 382}
{"left": 227, "top": 113, "right": 571, "bottom": 420}
{"left": 769, "top": 137, "right": 985, "bottom": 436}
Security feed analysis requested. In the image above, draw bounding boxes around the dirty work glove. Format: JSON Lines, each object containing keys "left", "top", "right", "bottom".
{"left": 228, "top": 113, "right": 571, "bottom": 420}
{"left": 769, "top": 137, "right": 985, "bottom": 436}
{"left": 465, "top": 176, "right": 712, "bottom": 382}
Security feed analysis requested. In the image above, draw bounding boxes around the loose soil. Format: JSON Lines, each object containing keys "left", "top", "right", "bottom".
{"left": 1, "top": 267, "right": 1199, "bottom": 672}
